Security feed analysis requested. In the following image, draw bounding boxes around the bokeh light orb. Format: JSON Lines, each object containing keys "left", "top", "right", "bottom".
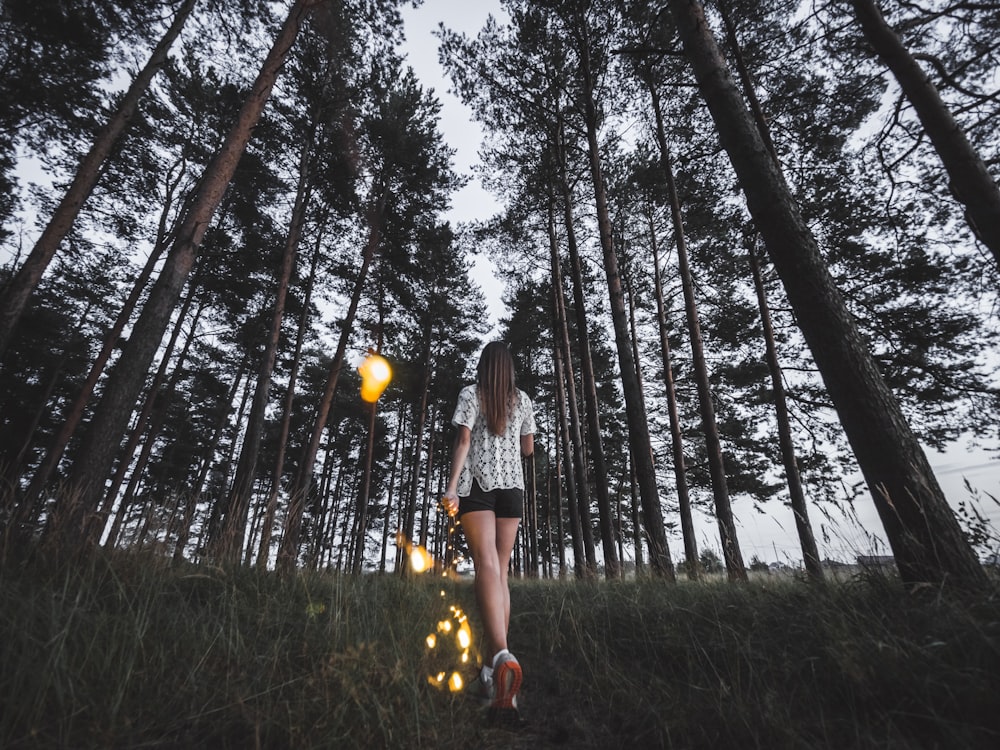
{"left": 359, "top": 353, "right": 392, "bottom": 402}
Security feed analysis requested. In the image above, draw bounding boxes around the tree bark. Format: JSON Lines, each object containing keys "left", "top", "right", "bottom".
{"left": 548, "top": 191, "right": 598, "bottom": 575}
{"left": 575, "top": 22, "right": 674, "bottom": 578}
{"left": 715, "top": 1, "right": 820, "bottom": 578}
{"left": 102, "top": 294, "right": 205, "bottom": 548}
{"left": 351, "top": 401, "right": 378, "bottom": 573}
{"left": 278, "top": 189, "right": 385, "bottom": 571}
{"left": 747, "top": 245, "right": 824, "bottom": 580}
{"left": 20, "top": 153, "right": 190, "bottom": 521}
{"left": 667, "top": 0, "right": 986, "bottom": 589}
{"left": 407, "top": 342, "right": 433, "bottom": 552}
{"left": 417, "top": 403, "right": 438, "bottom": 550}
{"left": 649, "top": 80, "right": 747, "bottom": 582}
{"left": 173, "top": 359, "right": 248, "bottom": 562}
{"left": 553, "top": 337, "right": 586, "bottom": 578}
{"left": 0, "top": 0, "right": 198, "bottom": 359}
{"left": 645, "top": 202, "right": 699, "bottom": 579}
{"left": 256, "top": 225, "right": 322, "bottom": 568}
{"left": 549, "top": 391, "right": 566, "bottom": 577}
{"left": 351, "top": 296, "right": 385, "bottom": 574}
{"left": 525, "top": 452, "right": 538, "bottom": 576}
{"left": 554, "top": 125, "right": 620, "bottom": 578}
{"left": 379, "top": 402, "right": 406, "bottom": 572}
{"left": 218, "top": 128, "right": 314, "bottom": 563}
{"left": 849, "top": 0, "right": 1000, "bottom": 269}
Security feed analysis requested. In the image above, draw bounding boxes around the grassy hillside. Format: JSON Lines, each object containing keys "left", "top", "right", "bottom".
{"left": 1, "top": 550, "right": 998, "bottom": 748}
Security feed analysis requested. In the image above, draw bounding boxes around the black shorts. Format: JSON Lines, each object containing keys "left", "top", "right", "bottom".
{"left": 458, "top": 479, "right": 524, "bottom": 519}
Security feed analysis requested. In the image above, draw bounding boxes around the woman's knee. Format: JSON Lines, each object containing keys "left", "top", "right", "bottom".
{"left": 473, "top": 554, "right": 503, "bottom": 580}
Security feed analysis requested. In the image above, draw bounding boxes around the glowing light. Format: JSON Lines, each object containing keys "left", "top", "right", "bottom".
{"left": 457, "top": 622, "right": 472, "bottom": 650}
{"left": 422, "top": 601, "right": 478, "bottom": 694}
{"left": 358, "top": 352, "right": 392, "bottom": 402}
{"left": 407, "top": 512, "right": 478, "bottom": 696}
{"left": 410, "top": 545, "right": 432, "bottom": 573}
{"left": 427, "top": 671, "right": 447, "bottom": 688}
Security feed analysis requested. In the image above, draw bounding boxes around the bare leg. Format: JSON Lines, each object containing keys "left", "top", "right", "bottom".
{"left": 494, "top": 517, "right": 520, "bottom": 641}
{"left": 462, "top": 511, "right": 521, "bottom": 658}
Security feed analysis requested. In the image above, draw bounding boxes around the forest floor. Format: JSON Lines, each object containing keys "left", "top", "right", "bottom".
{"left": 1, "top": 547, "right": 999, "bottom": 749}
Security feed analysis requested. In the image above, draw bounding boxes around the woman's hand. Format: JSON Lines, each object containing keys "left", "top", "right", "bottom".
{"left": 441, "top": 489, "right": 459, "bottom": 517}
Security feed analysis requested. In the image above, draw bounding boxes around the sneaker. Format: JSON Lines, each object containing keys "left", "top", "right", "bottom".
{"left": 471, "top": 672, "right": 493, "bottom": 707}
{"left": 490, "top": 651, "right": 522, "bottom": 711}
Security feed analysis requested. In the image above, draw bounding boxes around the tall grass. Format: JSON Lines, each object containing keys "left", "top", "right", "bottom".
{"left": 2, "top": 550, "right": 999, "bottom": 748}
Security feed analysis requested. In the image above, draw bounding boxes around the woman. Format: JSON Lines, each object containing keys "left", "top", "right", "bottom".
{"left": 442, "top": 341, "right": 535, "bottom": 712}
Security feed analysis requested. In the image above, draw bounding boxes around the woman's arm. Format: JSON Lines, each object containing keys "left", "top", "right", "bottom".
{"left": 520, "top": 433, "right": 533, "bottom": 456}
{"left": 442, "top": 425, "right": 471, "bottom": 516}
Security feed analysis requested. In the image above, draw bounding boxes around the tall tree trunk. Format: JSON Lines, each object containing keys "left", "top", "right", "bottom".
{"left": 256, "top": 226, "right": 322, "bottom": 568}
{"left": 243, "top": 479, "right": 266, "bottom": 566}
{"left": 524, "top": 452, "right": 538, "bottom": 576}
{"left": 645, "top": 202, "right": 699, "bottom": 578}
{"left": 57, "top": 0, "right": 318, "bottom": 547}
{"left": 553, "top": 394, "right": 567, "bottom": 577}
{"left": 540, "top": 420, "right": 554, "bottom": 578}
{"left": 20, "top": 162, "right": 188, "bottom": 522}
{"left": 554, "top": 127, "right": 620, "bottom": 578}
{"left": 7, "top": 300, "right": 94, "bottom": 483}
{"left": 648, "top": 79, "right": 747, "bottom": 582}
{"left": 417, "top": 404, "right": 438, "bottom": 550}
{"left": 575, "top": 19, "right": 674, "bottom": 579}
{"left": 406, "top": 341, "right": 433, "bottom": 552}
{"left": 174, "top": 360, "right": 248, "bottom": 562}
{"left": 311, "top": 438, "right": 340, "bottom": 568}
{"left": 629, "top": 453, "right": 643, "bottom": 572}
{"left": 301, "top": 432, "right": 331, "bottom": 567}
{"left": 716, "top": 0, "right": 779, "bottom": 164}
{"left": 715, "top": 2, "right": 820, "bottom": 578}
{"left": 548, "top": 194, "right": 598, "bottom": 575}
{"left": 554, "top": 334, "right": 586, "bottom": 578}
{"left": 103, "top": 295, "right": 206, "bottom": 548}
{"left": 0, "top": 0, "right": 198, "bottom": 359}
{"left": 351, "top": 302, "right": 385, "bottom": 574}
{"left": 379, "top": 402, "right": 407, "bottom": 572}
{"left": 218, "top": 129, "right": 314, "bottom": 563}
{"left": 97, "top": 286, "right": 204, "bottom": 545}
{"left": 667, "top": 0, "right": 986, "bottom": 589}
{"left": 394, "top": 417, "right": 416, "bottom": 573}
{"left": 849, "top": 0, "right": 1000, "bottom": 269}
{"left": 747, "top": 244, "right": 824, "bottom": 580}
{"left": 278, "top": 189, "right": 385, "bottom": 571}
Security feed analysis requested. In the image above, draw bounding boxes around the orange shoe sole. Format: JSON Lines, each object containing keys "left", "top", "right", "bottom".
{"left": 492, "top": 658, "right": 522, "bottom": 710}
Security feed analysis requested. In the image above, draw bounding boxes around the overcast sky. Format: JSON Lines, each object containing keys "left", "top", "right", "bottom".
{"left": 398, "top": 0, "right": 507, "bottom": 329}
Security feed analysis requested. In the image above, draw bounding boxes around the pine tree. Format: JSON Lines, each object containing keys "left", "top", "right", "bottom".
{"left": 848, "top": 0, "right": 1000, "bottom": 270}
{"left": 52, "top": 0, "right": 323, "bottom": 547}
{"left": 665, "top": 0, "right": 987, "bottom": 589}
{"left": 0, "top": 0, "right": 198, "bottom": 359}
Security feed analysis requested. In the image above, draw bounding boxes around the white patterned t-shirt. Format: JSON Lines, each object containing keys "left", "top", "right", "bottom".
{"left": 451, "top": 384, "right": 535, "bottom": 496}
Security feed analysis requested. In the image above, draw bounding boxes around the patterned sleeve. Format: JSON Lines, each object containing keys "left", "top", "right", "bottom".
{"left": 452, "top": 385, "right": 478, "bottom": 429}
{"left": 519, "top": 391, "right": 536, "bottom": 435}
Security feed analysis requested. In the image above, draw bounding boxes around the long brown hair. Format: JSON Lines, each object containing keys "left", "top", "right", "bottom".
{"left": 476, "top": 341, "right": 517, "bottom": 436}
